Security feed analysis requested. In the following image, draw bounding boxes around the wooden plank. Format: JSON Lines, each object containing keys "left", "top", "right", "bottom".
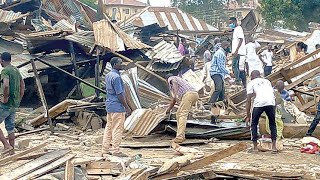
{"left": 152, "top": 142, "right": 247, "bottom": 179}
{"left": 166, "top": 170, "right": 216, "bottom": 180}
{"left": 286, "top": 57, "right": 320, "bottom": 78}
{"left": 17, "top": 152, "right": 48, "bottom": 160}
{"left": 120, "top": 139, "right": 208, "bottom": 148}
{"left": 14, "top": 127, "right": 50, "bottom": 138}
{"left": 87, "top": 161, "right": 121, "bottom": 170}
{"left": 0, "top": 142, "right": 47, "bottom": 165}
{"left": 21, "top": 153, "right": 76, "bottom": 180}
{"left": 0, "top": 150, "right": 70, "bottom": 180}
{"left": 110, "top": 51, "right": 167, "bottom": 84}
{"left": 286, "top": 67, "right": 320, "bottom": 90}
{"left": 86, "top": 169, "right": 121, "bottom": 175}
{"left": 65, "top": 159, "right": 75, "bottom": 180}
{"left": 31, "top": 59, "right": 54, "bottom": 132}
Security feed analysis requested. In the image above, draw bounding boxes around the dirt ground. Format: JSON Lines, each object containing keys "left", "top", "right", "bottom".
{"left": 0, "top": 126, "right": 320, "bottom": 179}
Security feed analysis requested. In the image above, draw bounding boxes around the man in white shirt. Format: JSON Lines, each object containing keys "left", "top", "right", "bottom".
{"left": 246, "top": 70, "right": 277, "bottom": 153}
{"left": 260, "top": 44, "right": 274, "bottom": 77}
{"left": 229, "top": 17, "right": 246, "bottom": 87}
{"left": 245, "top": 38, "right": 264, "bottom": 76}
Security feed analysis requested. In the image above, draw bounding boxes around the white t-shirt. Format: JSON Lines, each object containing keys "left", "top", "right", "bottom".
{"left": 232, "top": 26, "right": 246, "bottom": 55}
{"left": 261, "top": 50, "right": 273, "bottom": 66}
{"left": 246, "top": 41, "right": 260, "bottom": 58}
{"left": 246, "top": 42, "right": 263, "bottom": 74}
{"left": 247, "top": 78, "right": 275, "bottom": 107}
{"left": 203, "top": 50, "right": 211, "bottom": 62}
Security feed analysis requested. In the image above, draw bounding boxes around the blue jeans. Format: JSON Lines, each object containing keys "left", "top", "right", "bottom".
{"left": 0, "top": 104, "right": 16, "bottom": 134}
{"left": 264, "top": 66, "right": 272, "bottom": 77}
{"left": 232, "top": 55, "right": 240, "bottom": 82}
{"left": 307, "top": 102, "right": 320, "bottom": 136}
{"left": 209, "top": 74, "right": 225, "bottom": 103}
{"left": 251, "top": 106, "right": 277, "bottom": 142}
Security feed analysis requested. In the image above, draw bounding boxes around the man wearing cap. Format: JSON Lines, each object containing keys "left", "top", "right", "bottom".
{"left": 102, "top": 57, "right": 131, "bottom": 157}
{"left": 0, "top": 52, "right": 25, "bottom": 154}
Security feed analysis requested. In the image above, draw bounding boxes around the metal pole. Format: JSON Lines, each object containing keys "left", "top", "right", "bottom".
{"left": 30, "top": 59, "right": 54, "bottom": 133}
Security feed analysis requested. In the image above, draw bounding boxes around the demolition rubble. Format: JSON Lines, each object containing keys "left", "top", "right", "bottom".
{"left": 0, "top": 0, "right": 320, "bottom": 179}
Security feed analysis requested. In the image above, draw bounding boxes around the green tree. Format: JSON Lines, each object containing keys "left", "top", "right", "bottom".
{"left": 260, "top": 0, "right": 320, "bottom": 31}
{"left": 170, "top": 0, "right": 228, "bottom": 27}
{"left": 79, "top": 0, "right": 98, "bottom": 10}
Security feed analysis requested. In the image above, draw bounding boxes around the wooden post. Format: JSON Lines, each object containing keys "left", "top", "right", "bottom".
{"left": 69, "top": 41, "right": 81, "bottom": 99}
{"left": 30, "top": 59, "right": 54, "bottom": 133}
{"left": 65, "top": 160, "right": 75, "bottom": 180}
{"left": 95, "top": 52, "right": 100, "bottom": 97}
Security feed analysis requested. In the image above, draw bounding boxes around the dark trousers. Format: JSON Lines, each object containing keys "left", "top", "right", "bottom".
{"left": 251, "top": 106, "right": 277, "bottom": 142}
{"left": 307, "top": 102, "right": 320, "bottom": 136}
{"left": 264, "top": 66, "right": 272, "bottom": 77}
{"left": 239, "top": 70, "right": 247, "bottom": 88}
{"left": 232, "top": 55, "right": 240, "bottom": 82}
{"left": 209, "top": 74, "right": 224, "bottom": 104}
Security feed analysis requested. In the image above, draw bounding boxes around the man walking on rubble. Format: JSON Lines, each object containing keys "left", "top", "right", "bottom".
{"left": 246, "top": 70, "right": 277, "bottom": 153}
{"left": 165, "top": 75, "right": 199, "bottom": 143}
{"left": 0, "top": 52, "right": 25, "bottom": 154}
{"left": 208, "top": 41, "right": 231, "bottom": 104}
{"left": 260, "top": 44, "right": 274, "bottom": 77}
{"left": 229, "top": 17, "right": 246, "bottom": 86}
{"left": 305, "top": 86, "right": 320, "bottom": 136}
{"left": 102, "top": 57, "right": 132, "bottom": 157}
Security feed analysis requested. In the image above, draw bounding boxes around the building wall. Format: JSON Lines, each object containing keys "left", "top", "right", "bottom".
{"left": 105, "top": 5, "right": 145, "bottom": 22}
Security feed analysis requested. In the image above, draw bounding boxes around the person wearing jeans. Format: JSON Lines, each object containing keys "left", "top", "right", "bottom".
{"left": 246, "top": 70, "right": 277, "bottom": 153}
{"left": 307, "top": 102, "right": 320, "bottom": 136}
{"left": 232, "top": 55, "right": 240, "bottom": 82}
{"left": 209, "top": 41, "right": 231, "bottom": 104}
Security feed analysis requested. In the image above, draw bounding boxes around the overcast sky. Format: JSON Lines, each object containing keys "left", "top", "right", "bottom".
{"left": 138, "top": 0, "right": 171, "bottom": 7}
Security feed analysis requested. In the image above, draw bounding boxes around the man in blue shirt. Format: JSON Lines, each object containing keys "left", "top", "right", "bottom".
{"left": 209, "top": 41, "right": 231, "bottom": 104}
{"left": 102, "top": 57, "right": 131, "bottom": 157}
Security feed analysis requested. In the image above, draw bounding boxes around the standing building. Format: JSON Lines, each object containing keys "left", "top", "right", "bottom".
{"left": 103, "top": 0, "right": 148, "bottom": 22}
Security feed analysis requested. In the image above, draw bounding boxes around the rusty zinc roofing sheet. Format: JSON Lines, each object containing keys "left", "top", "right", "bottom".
{"left": 0, "top": 9, "right": 29, "bottom": 23}
{"left": 93, "top": 18, "right": 150, "bottom": 51}
{"left": 120, "top": 6, "right": 218, "bottom": 32}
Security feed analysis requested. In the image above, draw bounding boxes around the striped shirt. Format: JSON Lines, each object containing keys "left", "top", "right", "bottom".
{"left": 210, "top": 47, "right": 229, "bottom": 78}
{"left": 168, "top": 76, "right": 195, "bottom": 98}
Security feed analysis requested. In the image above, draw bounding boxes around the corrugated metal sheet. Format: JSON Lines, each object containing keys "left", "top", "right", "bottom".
{"left": 93, "top": 19, "right": 150, "bottom": 51}
{"left": 124, "top": 108, "right": 166, "bottom": 136}
{"left": 42, "top": 0, "right": 93, "bottom": 30}
{"left": 65, "top": 31, "right": 95, "bottom": 48}
{"left": 120, "top": 7, "right": 218, "bottom": 32}
{"left": 0, "top": 9, "right": 28, "bottom": 23}
{"left": 52, "top": 19, "right": 74, "bottom": 31}
{"left": 145, "top": 40, "right": 183, "bottom": 72}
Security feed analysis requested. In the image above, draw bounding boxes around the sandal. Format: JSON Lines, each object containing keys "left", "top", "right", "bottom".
{"left": 2, "top": 146, "right": 14, "bottom": 155}
{"left": 271, "top": 149, "right": 278, "bottom": 154}
{"left": 247, "top": 148, "right": 259, "bottom": 154}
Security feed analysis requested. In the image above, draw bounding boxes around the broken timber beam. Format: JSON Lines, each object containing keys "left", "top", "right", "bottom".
{"left": 31, "top": 59, "right": 54, "bottom": 132}
{"left": 110, "top": 51, "right": 167, "bottom": 84}
{"left": 65, "top": 159, "right": 75, "bottom": 180}
{"left": 34, "top": 58, "right": 106, "bottom": 94}
{"left": 286, "top": 67, "right": 320, "bottom": 90}
{"left": 152, "top": 142, "right": 247, "bottom": 179}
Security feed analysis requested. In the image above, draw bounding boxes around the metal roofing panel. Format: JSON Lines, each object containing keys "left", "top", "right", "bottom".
{"left": 93, "top": 19, "right": 150, "bottom": 51}
{"left": 170, "top": 12, "right": 183, "bottom": 31}
{"left": 120, "top": 7, "right": 218, "bottom": 32}
{"left": 65, "top": 31, "right": 95, "bottom": 48}
{"left": 140, "top": 10, "right": 158, "bottom": 27}
{"left": 0, "top": 9, "right": 28, "bottom": 23}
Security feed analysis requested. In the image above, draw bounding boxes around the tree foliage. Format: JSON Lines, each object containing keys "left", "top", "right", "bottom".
{"left": 79, "top": 0, "right": 98, "bottom": 10}
{"left": 260, "top": 0, "right": 320, "bottom": 31}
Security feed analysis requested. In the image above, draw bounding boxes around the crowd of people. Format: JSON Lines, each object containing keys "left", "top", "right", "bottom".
{"left": 1, "top": 17, "right": 320, "bottom": 158}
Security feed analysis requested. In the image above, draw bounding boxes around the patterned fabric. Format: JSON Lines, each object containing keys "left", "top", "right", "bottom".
{"left": 168, "top": 76, "right": 196, "bottom": 98}
{"left": 178, "top": 43, "right": 186, "bottom": 56}
{"left": 102, "top": 112, "right": 125, "bottom": 153}
{"left": 210, "top": 47, "right": 229, "bottom": 78}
